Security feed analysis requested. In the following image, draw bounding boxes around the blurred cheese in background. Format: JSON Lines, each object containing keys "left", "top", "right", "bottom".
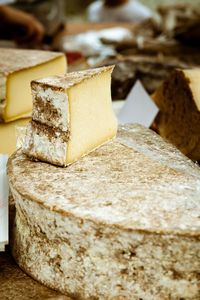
{"left": 153, "top": 68, "right": 200, "bottom": 161}
{"left": 0, "top": 48, "right": 67, "bottom": 123}
{"left": 0, "top": 118, "right": 30, "bottom": 155}
{"left": 87, "top": 0, "right": 153, "bottom": 23}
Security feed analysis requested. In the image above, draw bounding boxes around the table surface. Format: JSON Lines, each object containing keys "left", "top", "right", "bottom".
{"left": 66, "top": 22, "right": 135, "bottom": 35}
{"left": 0, "top": 250, "right": 72, "bottom": 300}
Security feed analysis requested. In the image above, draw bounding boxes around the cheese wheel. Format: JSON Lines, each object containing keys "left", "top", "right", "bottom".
{"left": 8, "top": 124, "right": 200, "bottom": 300}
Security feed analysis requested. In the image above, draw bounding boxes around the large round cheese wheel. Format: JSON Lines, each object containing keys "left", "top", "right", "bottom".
{"left": 8, "top": 125, "right": 200, "bottom": 300}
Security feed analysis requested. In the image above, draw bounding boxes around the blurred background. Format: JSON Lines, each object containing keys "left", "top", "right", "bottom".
{"left": 0, "top": 0, "right": 200, "bottom": 99}
{"left": 66, "top": 0, "right": 200, "bottom": 17}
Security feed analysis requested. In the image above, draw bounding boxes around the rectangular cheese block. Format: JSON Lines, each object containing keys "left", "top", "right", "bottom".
{"left": 0, "top": 118, "right": 30, "bottom": 155}
{"left": 23, "top": 66, "right": 118, "bottom": 166}
{"left": 0, "top": 48, "right": 67, "bottom": 122}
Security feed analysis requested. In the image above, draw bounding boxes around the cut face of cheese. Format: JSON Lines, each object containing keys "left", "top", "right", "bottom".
{"left": 183, "top": 69, "right": 200, "bottom": 111}
{"left": 5, "top": 56, "right": 66, "bottom": 122}
{"left": 0, "top": 49, "right": 67, "bottom": 122}
{"left": 67, "top": 70, "right": 117, "bottom": 163}
{"left": 0, "top": 118, "right": 30, "bottom": 155}
{"left": 23, "top": 66, "right": 118, "bottom": 166}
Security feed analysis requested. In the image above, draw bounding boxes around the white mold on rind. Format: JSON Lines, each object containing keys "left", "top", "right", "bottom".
{"left": 31, "top": 84, "right": 69, "bottom": 131}
{"left": 23, "top": 122, "right": 68, "bottom": 166}
{"left": 8, "top": 124, "right": 200, "bottom": 299}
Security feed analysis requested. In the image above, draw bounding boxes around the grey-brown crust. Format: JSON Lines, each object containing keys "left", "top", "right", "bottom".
{"left": 30, "top": 120, "right": 70, "bottom": 142}
{"left": 11, "top": 199, "right": 200, "bottom": 299}
{"left": 7, "top": 124, "right": 200, "bottom": 237}
{"left": 32, "top": 65, "right": 114, "bottom": 90}
{"left": 0, "top": 48, "right": 64, "bottom": 76}
{"left": 32, "top": 94, "right": 62, "bottom": 122}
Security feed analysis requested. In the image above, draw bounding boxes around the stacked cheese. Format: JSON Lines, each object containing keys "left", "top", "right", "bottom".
{"left": 0, "top": 48, "right": 67, "bottom": 155}
{"left": 153, "top": 68, "right": 200, "bottom": 160}
{"left": 23, "top": 66, "right": 118, "bottom": 166}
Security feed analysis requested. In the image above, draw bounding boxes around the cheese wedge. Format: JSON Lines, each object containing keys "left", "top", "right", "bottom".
{"left": 0, "top": 118, "right": 30, "bottom": 155}
{"left": 23, "top": 66, "right": 118, "bottom": 166}
{"left": 0, "top": 48, "right": 67, "bottom": 122}
{"left": 152, "top": 68, "right": 200, "bottom": 160}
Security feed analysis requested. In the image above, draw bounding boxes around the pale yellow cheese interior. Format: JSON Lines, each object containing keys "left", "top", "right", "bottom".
{"left": 183, "top": 69, "right": 200, "bottom": 111}
{"left": 5, "top": 56, "right": 67, "bottom": 122}
{"left": 67, "top": 70, "right": 118, "bottom": 164}
{"left": 0, "top": 118, "right": 30, "bottom": 155}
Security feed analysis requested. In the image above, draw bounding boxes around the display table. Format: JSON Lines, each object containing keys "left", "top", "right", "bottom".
{"left": 0, "top": 250, "right": 72, "bottom": 300}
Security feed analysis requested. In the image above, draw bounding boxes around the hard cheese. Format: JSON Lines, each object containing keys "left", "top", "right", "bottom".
{"left": 0, "top": 48, "right": 67, "bottom": 122}
{"left": 23, "top": 66, "right": 118, "bottom": 166}
{"left": 8, "top": 124, "right": 200, "bottom": 299}
{"left": 0, "top": 118, "right": 30, "bottom": 155}
{"left": 153, "top": 68, "right": 200, "bottom": 160}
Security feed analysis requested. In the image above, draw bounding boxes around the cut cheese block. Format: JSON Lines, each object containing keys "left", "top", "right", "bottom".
{"left": 0, "top": 48, "right": 67, "bottom": 122}
{"left": 0, "top": 118, "right": 30, "bottom": 155}
{"left": 8, "top": 124, "right": 200, "bottom": 300}
{"left": 23, "top": 66, "right": 118, "bottom": 166}
{"left": 152, "top": 68, "right": 200, "bottom": 160}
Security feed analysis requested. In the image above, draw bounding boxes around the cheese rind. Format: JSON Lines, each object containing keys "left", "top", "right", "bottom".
{"left": 0, "top": 48, "right": 67, "bottom": 122}
{"left": 23, "top": 66, "right": 118, "bottom": 166}
{"left": 31, "top": 82, "right": 69, "bottom": 131}
{"left": 24, "top": 121, "right": 68, "bottom": 166}
{"left": 8, "top": 124, "right": 200, "bottom": 299}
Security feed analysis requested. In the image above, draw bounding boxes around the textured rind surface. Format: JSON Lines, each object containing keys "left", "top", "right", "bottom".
{"left": 23, "top": 121, "right": 68, "bottom": 166}
{"left": 32, "top": 65, "right": 114, "bottom": 90}
{"left": 8, "top": 124, "right": 200, "bottom": 299}
{"left": 9, "top": 124, "right": 200, "bottom": 234}
{"left": 31, "top": 82, "right": 69, "bottom": 131}
{"left": 0, "top": 48, "right": 64, "bottom": 76}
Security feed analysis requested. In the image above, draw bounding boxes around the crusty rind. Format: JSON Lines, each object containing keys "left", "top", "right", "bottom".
{"left": 10, "top": 184, "right": 200, "bottom": 300}
{"left": 23, "top": 121, "right": 69, "bottom": 167}
{"left": 0, "top": 48, "right": 65, "bottom": 75}
{"left": 8, "top": 124, "right": 200, "bottom": 299}
{"left": 31, "top": 81, "right": 69, "bottom": 132}
{"left": 31, "top": 65, "right": 115, "bottom": 91}
{"left": 8, "top": 124, "right": 200, "bottom": 236}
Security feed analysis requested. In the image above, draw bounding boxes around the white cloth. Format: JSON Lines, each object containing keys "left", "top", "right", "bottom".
{"left": 0, "top": 154, "right": 9, "bottom": 252}
{"left": 87, "top": 0, "right": 153, "bottom": 23}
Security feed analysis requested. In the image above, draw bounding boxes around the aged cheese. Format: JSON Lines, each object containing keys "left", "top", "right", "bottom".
{"left": 0, "top": 118, "right": 30, "bottom": 155}
{"left": 8, "top": 124, "right": 200, "bottom": 300}
{"left": 0, "top": 48, "right": 67, "bottom": 122}
{"left": 152, "top": 68, "right": 200, "bottom": 160}
{"left": 23, "top": 66, "right": 118, "bottom": 166}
